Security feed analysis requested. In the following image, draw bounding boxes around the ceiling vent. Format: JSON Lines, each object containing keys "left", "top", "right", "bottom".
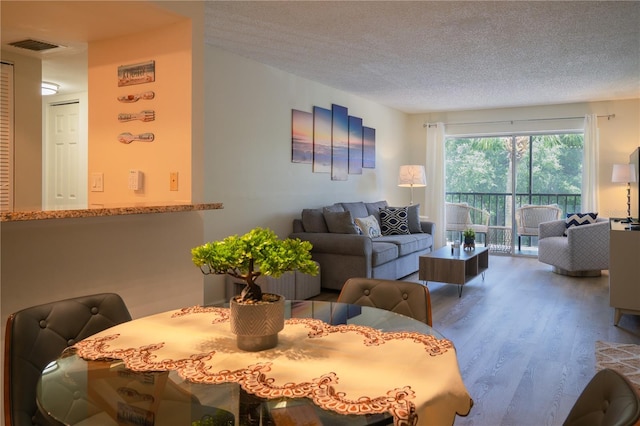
{"left": 8, "top": 39, "right": 60, "bottom": 52}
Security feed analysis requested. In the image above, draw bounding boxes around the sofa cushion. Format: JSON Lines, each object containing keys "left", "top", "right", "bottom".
{"left": 340, "top": 202, "right": 369, "bottom": 219}
{"left": 355, "top": 215, "right": 382, "bottom": 238}
{"left": 380, "top": 207, "right": 410, "bottom": 235}
{"left": 323, "top": 204, "right": 345, "bottom": 213}
{"left": 365, "top": 200, "right": 388, "bottom": 225}
{"left": 301, "top": 209, "right": 328, "bottom": 233}
{"left": 376, "top": 233, "right": 432, "bottom": 256}
{"left": 371, "top": 241, "right": 399, "bottom": 266}
{"left": 564, "top": 212, "right": 598, "bottom": 236}
{"left": 324, "top": 211, "right": 359, "bottom": 234}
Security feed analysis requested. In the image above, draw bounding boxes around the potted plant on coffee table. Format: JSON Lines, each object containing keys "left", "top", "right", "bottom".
{"left": 463, "top": 228, "right": 476, "bottom": 250}
{"left": 191, "top": 227, "right": 318, "bottom": 351}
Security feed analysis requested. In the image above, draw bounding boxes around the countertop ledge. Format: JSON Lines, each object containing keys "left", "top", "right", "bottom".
{"left": 1, "top": 203, "right": 223, "bottom": 222}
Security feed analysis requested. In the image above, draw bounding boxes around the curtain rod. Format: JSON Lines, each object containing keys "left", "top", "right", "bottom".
{"left": 423, "top": 114, "right": 615, "bottom": 128}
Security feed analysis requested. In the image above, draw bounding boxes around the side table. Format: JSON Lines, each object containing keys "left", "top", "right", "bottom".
{"left": 488, "top": 226, "right": 512, "bottom": 253}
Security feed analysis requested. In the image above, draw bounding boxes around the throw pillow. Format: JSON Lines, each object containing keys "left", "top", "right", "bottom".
{"left": 301, "top": 209, "right": 328, "bottom": 233}
{"left": 379, "top": 207, "right": 410, "bottom": 235}
{"left": 323, "top": 211, "right": 359, "bottom": 234}
{"left": 388, "top": 204, "right": 422, "bottom": 233}
{"left": 355, "top": 215, "right": 382, "bottom": 238}
{"left": 564, "top": 212, "right": 598, "bottom": 236}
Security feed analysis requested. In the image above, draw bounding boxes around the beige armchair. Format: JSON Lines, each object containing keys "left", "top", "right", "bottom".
{"left": 446, "top": 202, "right": 490, "bottom": 244}
{"left": 515, "top": 204, "right": 562, "bottom": 250}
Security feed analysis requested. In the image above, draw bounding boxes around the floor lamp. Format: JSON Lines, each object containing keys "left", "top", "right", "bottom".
{"left": 611, "top": 163, "right": 637, "bottom": 224}
{"left": 398, "top": 165, "right": 427, "bottom": 205}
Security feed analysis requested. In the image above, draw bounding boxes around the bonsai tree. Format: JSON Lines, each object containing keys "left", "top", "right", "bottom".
{"left": 191, "top": 227, "right": 318, "bottom": 303}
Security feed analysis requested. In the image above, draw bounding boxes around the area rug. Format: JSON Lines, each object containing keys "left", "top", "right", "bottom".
{"left": 595, "top": 341, "right": 640, "bottom": 391}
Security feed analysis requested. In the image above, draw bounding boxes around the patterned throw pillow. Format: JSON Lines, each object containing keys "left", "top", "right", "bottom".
{"left": 388, "top": 204, "right": 422, "bottom": 233}
{"left": 355, "top": 215, "right": 382, "bottom": 238}
{"left": 564, "top": 212, "right": 598, "bottom": 236}
{"left": 379, "top": 207, "right": 410, "bottom": 235}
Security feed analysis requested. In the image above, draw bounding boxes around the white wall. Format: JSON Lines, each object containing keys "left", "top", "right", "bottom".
{"left": 202, "top": 45, "right": 412, "bottom": 237}
{"left": 407, "top": 98, "right": 640, "bottom": 220}
{"left": 201, "top": 45, "right": 411, "bottom": 303}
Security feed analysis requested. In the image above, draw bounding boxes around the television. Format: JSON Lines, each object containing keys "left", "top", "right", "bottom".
{"left": 630, "top": 147, "right": 639, "bottom": 223}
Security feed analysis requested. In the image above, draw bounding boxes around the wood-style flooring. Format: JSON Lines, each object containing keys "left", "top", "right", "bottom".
{"left": 312, "top": 254, "right": 640, "bottom": 426}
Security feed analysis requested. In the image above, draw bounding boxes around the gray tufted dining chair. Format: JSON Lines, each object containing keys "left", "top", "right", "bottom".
{"left": 337, "top": 278, "right": 432, "bottom": 326}
{"left": 4, "top": 293, "right": 132, "bottom": 426}
{"left": 563, "top": 368, "right": 640, "bottom": 426}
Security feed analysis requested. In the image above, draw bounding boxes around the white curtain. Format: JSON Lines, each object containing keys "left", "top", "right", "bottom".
{"left": 425, "top": 123, "right": 447, "bottom": 248}
{"left": 582, "top": 114, "right": 599, "bottom": 212}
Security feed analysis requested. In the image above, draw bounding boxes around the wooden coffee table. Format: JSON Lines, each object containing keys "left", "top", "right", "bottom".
{"left": 419, "top": 246, "right": 489, "bottom": 297}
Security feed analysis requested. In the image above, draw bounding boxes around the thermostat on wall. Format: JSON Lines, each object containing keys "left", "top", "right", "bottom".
{"left": 128, "top": 170, "right": 143, "bottom": 190}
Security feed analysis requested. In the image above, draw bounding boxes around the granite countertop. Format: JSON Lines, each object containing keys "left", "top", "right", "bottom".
{"left": 1, "top": 202, "right": 223, "bottom": 222}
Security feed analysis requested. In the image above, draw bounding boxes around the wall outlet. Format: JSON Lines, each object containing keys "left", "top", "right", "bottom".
{"left": 90, "top": 172, "right": 104, "bottom": 192}
{"left": 170, "top": 172, "right": 178, "bottom": 191}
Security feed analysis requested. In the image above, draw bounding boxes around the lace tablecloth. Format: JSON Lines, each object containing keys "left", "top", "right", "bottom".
{"left": 74, "top": 306, "right": 472, "bottom": 425}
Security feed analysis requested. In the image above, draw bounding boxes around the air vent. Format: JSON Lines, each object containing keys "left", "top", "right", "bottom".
{"left": 8, "top": 39, "right": 60, "bottom": 52}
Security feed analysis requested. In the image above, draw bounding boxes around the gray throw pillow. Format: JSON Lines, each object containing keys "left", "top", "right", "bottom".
{"left": 323, "top": 211, "right": 359, "bottom": 234}
{"left": 301, "top": 209, "right": 328, "bottom": 233}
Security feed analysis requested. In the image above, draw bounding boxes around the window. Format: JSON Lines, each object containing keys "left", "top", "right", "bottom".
{"left": 445, "top": 133, "right": 583, "bottom": 253}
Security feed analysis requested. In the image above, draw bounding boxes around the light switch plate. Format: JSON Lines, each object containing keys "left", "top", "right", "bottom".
{"left": 91, "top": 172, "right": 104, "bottom": 192}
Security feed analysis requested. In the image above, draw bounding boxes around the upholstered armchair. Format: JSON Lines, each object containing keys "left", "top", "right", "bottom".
{"left": 515, "top": 204, "right": 563, "bottom": 250}
{"left": 538, "top": 218, "right": 609, "bottom": 276}
{"left": 445, "top": 202, "right": 490, "bottom": 244}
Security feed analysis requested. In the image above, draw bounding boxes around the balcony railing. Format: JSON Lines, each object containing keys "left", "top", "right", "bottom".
{"left": 446, "top": 192, "right": 581, "bottom": 252}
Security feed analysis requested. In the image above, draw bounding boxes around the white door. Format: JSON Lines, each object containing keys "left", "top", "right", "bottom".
{"left": 44, "top": 101, "right": 87, "bottom": 209}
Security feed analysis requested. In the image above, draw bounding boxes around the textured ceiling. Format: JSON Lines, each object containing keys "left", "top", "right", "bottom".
{"left": 204, "top": 1, "right": 640, "bottom": 113}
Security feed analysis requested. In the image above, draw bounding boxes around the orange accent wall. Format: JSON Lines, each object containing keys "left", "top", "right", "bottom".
{"left": 88, "top": 19, "right": 192, "bottom": 206}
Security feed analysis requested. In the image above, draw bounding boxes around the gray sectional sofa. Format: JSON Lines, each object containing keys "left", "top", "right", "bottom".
{"left": 290, "top": 201, "right": 435, "bottom": 290}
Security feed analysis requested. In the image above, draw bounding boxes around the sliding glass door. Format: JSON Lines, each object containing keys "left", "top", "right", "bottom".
{"left": 445, "top": 133, "right": 583, "bottom": 255}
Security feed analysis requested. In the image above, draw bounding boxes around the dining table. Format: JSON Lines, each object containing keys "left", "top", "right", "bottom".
{"left": 37, "top": 300, "right": 473, "bottom": 426}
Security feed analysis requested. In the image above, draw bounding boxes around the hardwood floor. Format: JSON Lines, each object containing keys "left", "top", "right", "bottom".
{"left": 313, "top": 254, "right": 640, "bottom": 426}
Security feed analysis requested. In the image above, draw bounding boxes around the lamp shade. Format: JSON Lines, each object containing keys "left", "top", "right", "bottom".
{"left": 398, "top": 165, "right": 426, "bottom": 187}
{"left": 612, "top": 163, "right": 637, "bottom": 183}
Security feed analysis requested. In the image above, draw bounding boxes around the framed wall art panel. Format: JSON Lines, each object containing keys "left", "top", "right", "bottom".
{"left": 363, "top": 126, "right": 376, "bottom": 169}
{"left": 291, "top": 109, "right": 313, "bottom": 163}
{"left": 331, "top": 104, "right": 348, "bottom": 181}
{"left": 348, "top": 116, "right": 363, "bottom": 175}
{"left": 313, "top": 106, "right": 332, "bottom": 173}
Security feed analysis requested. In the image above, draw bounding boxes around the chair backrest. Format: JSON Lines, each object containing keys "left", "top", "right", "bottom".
{"left": 563, "top": 368, "right": 640, "bottom": 426}
{"left": 337, "top": 278, "right": 432, "bottom": 326}
{"left": 4, "top": 293, "right": 132, "bottom": 426}
{"left": 516, "top": 204, "right": 562, "bottom": 236}
{"left": 446, "top": 202, "right": 472, "bottom": 232}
